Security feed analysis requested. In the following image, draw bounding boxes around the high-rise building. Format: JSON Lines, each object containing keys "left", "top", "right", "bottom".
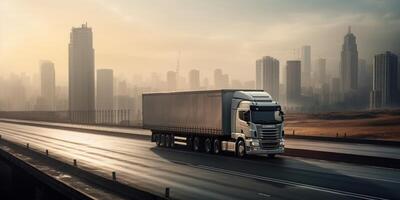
{"left": 214, "top": 69, "right": 230, "bottom": 89}
{"left": 189, "top": 69, "right": 200, "bottom": 90}
{"left": 221, "top": 74, "right": 230, "bottom": 89}
{"left": 370, "top": 51, "right": 398, "bottom": 108}
{"left": 330, "top": 78, "right": 341, "bottom": 104}
{"left": 256, "top": 56, "right": 279, "bottom": 100}
{"left": 166, "top": 71, "right": 177, "bottom": 91}
{"left": 315, "top": 58, "right": 327, "bottom": 86}
{"left": 214, "top": 69, "right": 223, "bottom": 89}
{"left": 96, "top": 69, "right": 113, "bottom": 110}
{"left": 301, "top": 45, "right": 311, "bottom": 88}
{"left": 40, "top": 60, "right": 55, "bottom": 111}
{"left": 255, "top": 60, "right": 263, "bottom": 89}
{"left": 340, "top": 26, "right": 358, "bottom": 93}
{"left": 286, "top": 60, "right": 301, "bottom": 104}
{"left": 358, "top": 59, "right": 372, "bottom": 89}
{"left": 69, "top": 23, "right": 95, "bottom": 115}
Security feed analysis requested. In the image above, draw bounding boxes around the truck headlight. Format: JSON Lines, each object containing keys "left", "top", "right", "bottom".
{"left": 279, "top": 140, "right": 285, "bottom": 147}
{"left": 251, "top": 140, "right": 260, "bottom": 147}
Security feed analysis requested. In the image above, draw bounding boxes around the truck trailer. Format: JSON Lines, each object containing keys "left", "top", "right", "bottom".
{"left": 142, "top": 90, "right": 285, "bottom": 157}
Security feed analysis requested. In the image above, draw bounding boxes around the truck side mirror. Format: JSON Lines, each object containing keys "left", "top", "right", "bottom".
{"left": 243, "top": 111, "right": 250, "bottom": 122}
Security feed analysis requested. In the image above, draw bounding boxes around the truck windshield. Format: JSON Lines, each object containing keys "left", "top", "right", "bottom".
{"left": 251, "top": 111, "right": 283, "bottom": 124}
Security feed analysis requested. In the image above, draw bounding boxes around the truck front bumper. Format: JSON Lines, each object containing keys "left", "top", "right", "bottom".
{"left": 245, "top": 139, "right": 285, "bottom": 155}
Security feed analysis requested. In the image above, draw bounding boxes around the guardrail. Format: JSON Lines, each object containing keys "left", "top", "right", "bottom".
{"left": 0, "top": 110, "right": 142, "bottom": 127}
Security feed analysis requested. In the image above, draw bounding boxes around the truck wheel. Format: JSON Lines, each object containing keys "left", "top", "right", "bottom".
{"left": 170, "top": 134, "right": 175, "bottom": 148}
{"left": 213, "top": 139, "right": 221, "bottom": 154}
{"left": 193, "top": 136, "right": 201, "bottom": 152}
{"left": 204, "top": 138, "right": 212, "bottom": 154}
{"left": 155, "top": 134, "right": 161, "bottom": 146}
{"left": 160, "top": 134, "right": 166, "bottom": 147}
{"left": 268, "top": 154, "right": 276, "bottom": 159}
{"left": 236, "top": 140, "right": 246, "bottom": 158}
{"left": 165, "top": 134, "right": 171, "bottom": 148}
{"left": 187, "top": 136, "right": 193, "bottom": 150}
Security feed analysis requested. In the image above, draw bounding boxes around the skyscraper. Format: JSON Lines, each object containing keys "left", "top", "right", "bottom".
{"left": 370, "top": 51, "right": 398, "bottom": 108}
{"left": 166, "top": 71, "right": 177, "bottom": 91}
{"left": 315, "top": 58, "right": 327, "bottom": 86}
{"left": 189, "top": 69, "right": 200, "bottom": 90}
{"left": 69, "top": 23, "right": 95, "bottom": 115}
{"left": 340, "top": 26, "right": 358, "bottom": 93}
{"left": 96, "top": 69, "right": 113, "bottom": 110}
{"left": 358, "top": 59, "right": 372, "bottom": 90}
{"left": 214, "top": 69, "right": 223, "bottom": 89}
{"left": 40, "top": 60, "right": 55, "bottom": 111}
{"left": 255, "top": 59, "right": 263, "bottom": 89}
{"left": 301, "top": 45, "right": 311, "bottom": 88}
{"left": 256, "top": 56, "right": 279, "bottom": 100}
{"left": 286, "top": 60, "right": 301, "bottom": 104}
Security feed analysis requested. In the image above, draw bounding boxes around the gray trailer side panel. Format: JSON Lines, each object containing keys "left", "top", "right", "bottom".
{"left": 143, "top": 91, "right": 229, "bottom": 136}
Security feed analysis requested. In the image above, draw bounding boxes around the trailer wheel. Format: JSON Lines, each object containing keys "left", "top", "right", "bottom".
{"left": 165, "top": 134, "right": 171, "bottom": 148}
{"left": 213, "top": 139, "right": 221, "bottom": 154}
{"left": 170, "top": 134, "right": 175, "bottom": 148}
{"left": 204, "top": 138, "right": 212, "bottom": 154}
{"left": 160, "top": 134, "right": 166, "bottom": 147}
{"left": 193, "top": 136, "right": 201, "bottom": 152}
{"left": 236, "top": 140, "right": 246, "bottom": 158}
{"left": 187, "top": 136, "right": 193, "bottom": 150}
{"left": 155, "top": 134, "right": 161, "bottom": 146}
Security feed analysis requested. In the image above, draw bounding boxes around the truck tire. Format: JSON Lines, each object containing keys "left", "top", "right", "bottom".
{"left": 155, "top": 134, "right": 161, "bottom": 146}
{"left": 170, "top": 134, "right": 175, "bottom": 148}
{"left": 165, "top": 134, "right": 171, "bottom": 148}
{"left": 236, "top": 140, "right": 246, "bottom": 158}
{"left": 187, "top": 136, "right": 193, "bottom": 150}
{"left": 204, "top": 138, "right": 212, "bottom": 154}
{"left": 193, "top": 136, "right": 201, "bottom": 152}
{"left": 213, "top": 139, "right": 221, "bottom": 154}
{"left": 160, "top": 134, "right": 166, "bottom": 147}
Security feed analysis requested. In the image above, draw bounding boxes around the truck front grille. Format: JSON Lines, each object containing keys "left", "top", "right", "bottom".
{"left": 259, "top": 127, "right": 280, "bottom": 150}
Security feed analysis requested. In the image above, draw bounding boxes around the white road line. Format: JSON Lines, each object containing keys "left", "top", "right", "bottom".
{"left": 195, "top": 165, "right": 389, "bottom": 200}
{"left": 257, "top": 193, "right": 271, "bottom": 198}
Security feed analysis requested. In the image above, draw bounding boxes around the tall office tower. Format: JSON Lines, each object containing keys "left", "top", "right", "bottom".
{"left": 189, "top": 69, "right": 200, "bottom": 90}
{"left": 286, "top": 60, "right": 301, "bottom": 104}
{"left": 40, "top": 60, "right": 56, "bottom": 111}
{"left": 370, "top": 51, "right": 398, "bottom": 108}
{"left": 330, "top": 78, "right": 341, "bottom": 104}
{"left": 255, "top": 59, "right": 263, "bottom": 89}
{"left": 340, "top": 26, "right": 358, "bottom": 93}
{"left": 221, "top": 74, "right": 230, "bottom": 88}
{"left": 256, "top": 56, "right": 280, "bottom": 100}
{"left": 214, "top": 68, "right": 223, "bottom": 89}
{"left": 96, "top": 69, "right": 113, "bottom": 110}
{"left": 166, "top": 71, "right": 177, "bottom": 91}
{"left": 315, "top": 58, "right": 327, "bottom": 86}
{"left": 69, "top": 23, "right": 95, "bottom": 115}
{"left": 358, "top": 59, "right": 372, "bottom": 89}
{"left": 301, "top": 45, "right": 311, "bottom": 88}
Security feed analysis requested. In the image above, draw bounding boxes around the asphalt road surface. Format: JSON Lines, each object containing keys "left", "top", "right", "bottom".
{"left": 0, "top": 121, "right": 399, "bottom": 200}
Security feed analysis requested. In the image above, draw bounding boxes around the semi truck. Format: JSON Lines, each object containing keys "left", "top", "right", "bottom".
{"left": 142, "top": 90, "right": 285, "bottom": 158}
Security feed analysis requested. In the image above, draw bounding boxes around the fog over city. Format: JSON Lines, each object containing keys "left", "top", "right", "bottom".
{"left": 0, "top": 0, "right": 399, "bottom": 112}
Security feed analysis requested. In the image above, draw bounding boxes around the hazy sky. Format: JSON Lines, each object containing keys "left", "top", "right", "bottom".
{"left": 0, "top": 0, "right": 399, "bottom": 85}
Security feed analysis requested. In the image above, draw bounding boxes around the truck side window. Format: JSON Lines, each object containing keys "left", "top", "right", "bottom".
{"left": 239, "top": 111, "right": 245, "bottom": 121}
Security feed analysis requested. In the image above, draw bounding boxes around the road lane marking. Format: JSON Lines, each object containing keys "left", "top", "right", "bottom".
{"left": 194, "top": 165, "right": 388, "bottom": 200}
{"left": 257, "top": 193, "right": 271, "bottom": 198}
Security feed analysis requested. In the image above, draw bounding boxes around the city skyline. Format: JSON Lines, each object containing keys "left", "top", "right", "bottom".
{"left": 1, "top": 0, "right": 400, "bottom": 85}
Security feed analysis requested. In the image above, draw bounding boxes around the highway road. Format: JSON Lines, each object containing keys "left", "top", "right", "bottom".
{"left": 1, "top": 118, "right": 398, "bottom": 160}
{"left": 0, "top": 121, "right": 399, "bottom": 200}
